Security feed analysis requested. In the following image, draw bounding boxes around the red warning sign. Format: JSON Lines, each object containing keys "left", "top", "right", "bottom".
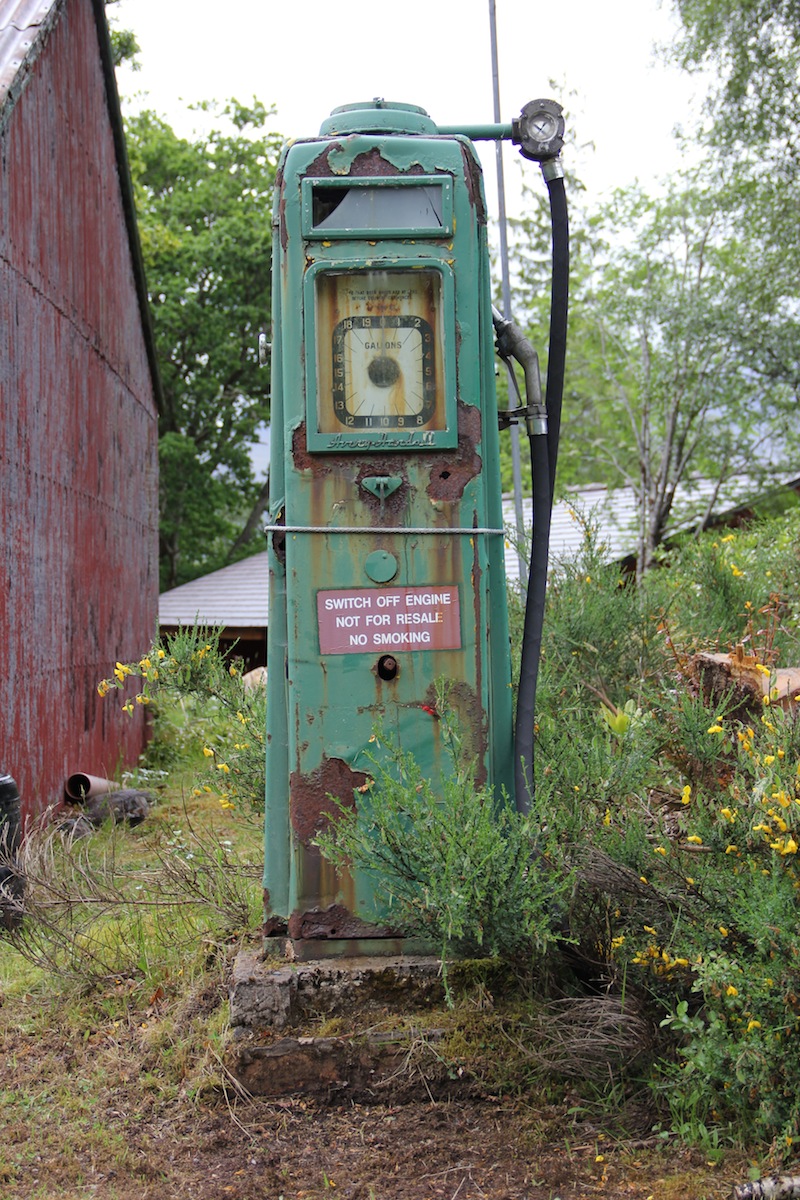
{"left": 317, "top": 586, "right": 461, "bottom": 654}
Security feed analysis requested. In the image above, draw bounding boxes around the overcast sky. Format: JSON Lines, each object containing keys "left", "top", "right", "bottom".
{"left": 112, "top": 0, "right": 708, "bottom": 218}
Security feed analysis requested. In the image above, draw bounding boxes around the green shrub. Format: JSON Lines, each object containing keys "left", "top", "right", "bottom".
{"left": 315, "top": 694, "right": 575, "bottom": 993}
{"left": 98, "top": 625, "right": 265, "bottom": 813}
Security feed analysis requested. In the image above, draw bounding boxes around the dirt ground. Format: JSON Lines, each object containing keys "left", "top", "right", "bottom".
{"left": 1, "top": 1017, "right": 744, "bottom": 1200}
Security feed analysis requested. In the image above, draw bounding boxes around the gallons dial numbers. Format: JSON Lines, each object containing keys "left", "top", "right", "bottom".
{"left": 332, "top": 313, "right": 436, "bottom": 429}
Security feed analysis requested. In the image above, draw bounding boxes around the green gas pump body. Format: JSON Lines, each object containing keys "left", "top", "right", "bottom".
{"left": 264, "top": 100, "right": 514, "bottom": 953}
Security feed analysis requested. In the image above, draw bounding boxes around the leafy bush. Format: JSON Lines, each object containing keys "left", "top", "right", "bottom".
{"left": 98, "top": 625, "right": 265, "bottom": 813}
{"left": 315, "top": 694, "right": 574, "bottom": 993}
{"left": 532, "top": 510, "right": 800, "bottom": 1152}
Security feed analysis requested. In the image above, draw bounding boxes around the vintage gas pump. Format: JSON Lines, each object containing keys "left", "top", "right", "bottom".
{"left": 264, "top": 99, "right": 567, "bottom": 956}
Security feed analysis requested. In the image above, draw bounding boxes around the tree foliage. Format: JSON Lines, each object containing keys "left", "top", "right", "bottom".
{"left": 670, "top": 0, "right": 800, "bottom": 161}
{"left": 125, "top": 101, "right": 282, "bottom": 589}
{"left": 105, "top": 0, "right": 140, "bottom": 69}
{"left": 510, "top": 170, "right": 799, "bottom": 576}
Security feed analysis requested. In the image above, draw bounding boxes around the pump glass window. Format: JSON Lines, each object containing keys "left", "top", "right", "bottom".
{"left": 314, "top": 269, "right": 447, "bottom": 439}
{"left": 312, "top": 185, "right": 444, "bottom": 232}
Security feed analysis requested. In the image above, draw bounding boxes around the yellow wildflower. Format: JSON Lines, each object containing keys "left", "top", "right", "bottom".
{"left": 202, "top": 746, "right": 214, "bottom": 758}
{"left": 719, "top": 926, "right": 729, "bottom": 937}
{"left": 644, "top": 925, "right": 657, "bottom": 935}
{"left": 97, "top": 680, "right": 110, "bottom": 697}
{"left": 217, "top": 762, "right": 230, "bottom": 774}
{"left": 755, "top": 663, "right": 771, "bottom": 677}
{"left": 229, "top": 664, "right": 238, "bottom": 676}
{"left": 720, "top": 807, "right": 736, "bottom": 822}
{"left": 747, "top": 1020, "right": 762, "bottom": 1032}
{"left": 730, "top": 564, "right": 744, "bottom": 577}
{"left": 721, "top": 534, "right": 735, "bottom": 543}
{"left": 654, "top": 846, "right": 667, "bottom": 856}
{"left": 726, "top": 985, "right": 738, "bottom": 997}
{"left": 157, "top": 648, "right": 166, "bottom": 659}
{"left": 681, "top": 785, "right": 691, "bottom": 805}
{"left": 725, "top": 845, "right": 739, "bottom": 855}
{"left": 764, "top": 755, "right": 776, "bottom": 765}
{"left": 603, "top": 809, "right": 611, "bottom": 826}
{"left": 707, "top": 724, "right": 724, "bottom": 735}
{"left": 139, "top": 657, "right": 152, "bottom": 670}
{"left": 687, "top": 835, "right": 703, "bottom": 845}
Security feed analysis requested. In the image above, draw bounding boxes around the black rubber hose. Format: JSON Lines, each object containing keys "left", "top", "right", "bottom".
{"left": 514, "top": 431, "right": 551, "bottom": 815}
{"left": 544, "top": 173, "right": 569, "bottom": 507}
{"left": 513, "top": 170, "right": 569, "bottom": 816}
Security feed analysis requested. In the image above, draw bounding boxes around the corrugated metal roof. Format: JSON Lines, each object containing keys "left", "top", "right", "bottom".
{"left": 159, "top": 554, "right": 270, "bottom": 628}
{"left": 503, "top": 472, "right": 800, "bottom": 586}
{"left": 159, "top": 474, "right": 799, "bottom": 631}
{"left": 0, "top": 0, "right": 58, "bottom": 119}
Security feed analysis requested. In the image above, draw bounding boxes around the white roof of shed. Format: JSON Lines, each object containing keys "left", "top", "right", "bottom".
{"left": 159, "top": 552, "right": 269, "bottom": 628}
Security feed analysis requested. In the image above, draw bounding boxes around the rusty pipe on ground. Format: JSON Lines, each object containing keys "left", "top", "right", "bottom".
{"left": 65, "top": 773, "right": 119, "bottom": 802}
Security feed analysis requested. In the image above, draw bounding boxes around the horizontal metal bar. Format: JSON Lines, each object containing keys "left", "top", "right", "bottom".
{"left": 436, "top": 122, "right": 514, "bottom": 141}
{"left": 263, "top": 524, "right": 505, "bottom": 536}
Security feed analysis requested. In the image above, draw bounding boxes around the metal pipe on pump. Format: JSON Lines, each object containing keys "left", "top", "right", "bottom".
{"left": 263, "top": 98, "right": 568, "bottom": 955}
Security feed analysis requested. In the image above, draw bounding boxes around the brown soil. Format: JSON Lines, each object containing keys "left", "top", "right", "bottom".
{"left": 0, "top": 1016, "right": 742, "bottom": 1200}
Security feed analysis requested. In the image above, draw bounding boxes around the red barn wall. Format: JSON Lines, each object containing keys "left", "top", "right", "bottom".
{"left": 0, "top": 0, "right": 158, "bottom": 821}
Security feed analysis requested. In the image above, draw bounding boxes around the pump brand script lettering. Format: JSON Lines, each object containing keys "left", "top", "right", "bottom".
{"left": 316, "top": 586, "right": 461, "bottom": 653}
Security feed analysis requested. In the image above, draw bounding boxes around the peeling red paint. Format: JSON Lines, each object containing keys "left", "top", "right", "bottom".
{"left": 0, "top": 0, "right": 158, "bottom": 821}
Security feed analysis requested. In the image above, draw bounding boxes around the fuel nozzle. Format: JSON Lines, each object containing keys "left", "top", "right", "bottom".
{"left": 492, "top": 307, "right": 547, "bottom": 437}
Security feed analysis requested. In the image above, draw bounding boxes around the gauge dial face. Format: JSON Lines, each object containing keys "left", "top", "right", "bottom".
{"left": 529, "top": 111, "right": 558, "bottom": 141}
{"left": 315, "top": 269, "right": 446, "bottom": 434}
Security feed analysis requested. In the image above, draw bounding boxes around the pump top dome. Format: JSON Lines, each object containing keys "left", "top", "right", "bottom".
{"left": 318, "top": 100, "right": 437, "bottom": 137}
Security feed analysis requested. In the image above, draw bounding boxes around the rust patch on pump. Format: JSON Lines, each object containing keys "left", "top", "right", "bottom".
{"left": 292, "top": 423, "right": 352, "bottom": 479}
{"left": 303, "top": 145, "right": 437, "bottom": 183}
{"left": 289, "top": 756, "right": 367, "bottom": 846}
{"left": 427, "top": 403, "right": 482, "bottom": 502}
{"left": 287, "top": 904, "right": 398, "bottom": 940}
{"left": 425, "top": 677, "right": 488, "bottom": 786}
{"left": 459, "top": 144, "right": 487, "bottom": 225}
{"left": 305, "top": 145, "right": 344, "bottom": 178}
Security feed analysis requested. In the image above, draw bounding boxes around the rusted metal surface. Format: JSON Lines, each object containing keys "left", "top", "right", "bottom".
{"left": 289, "top": 756, "right": 365, "bottom": 845}
{"left": 425, "top": 403, "right": 482, "bottom": 502}
{"left": 459, "top": 143, "right": 487, "bottom": 224}
{"left": 0, "top": 0, "right": 158, "bottom": 822}
{"left": 305, "top": 145, "right": 404, "bottom": 180}
{"left": 287, "top": 904, "right": 395, "bottom": 941}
